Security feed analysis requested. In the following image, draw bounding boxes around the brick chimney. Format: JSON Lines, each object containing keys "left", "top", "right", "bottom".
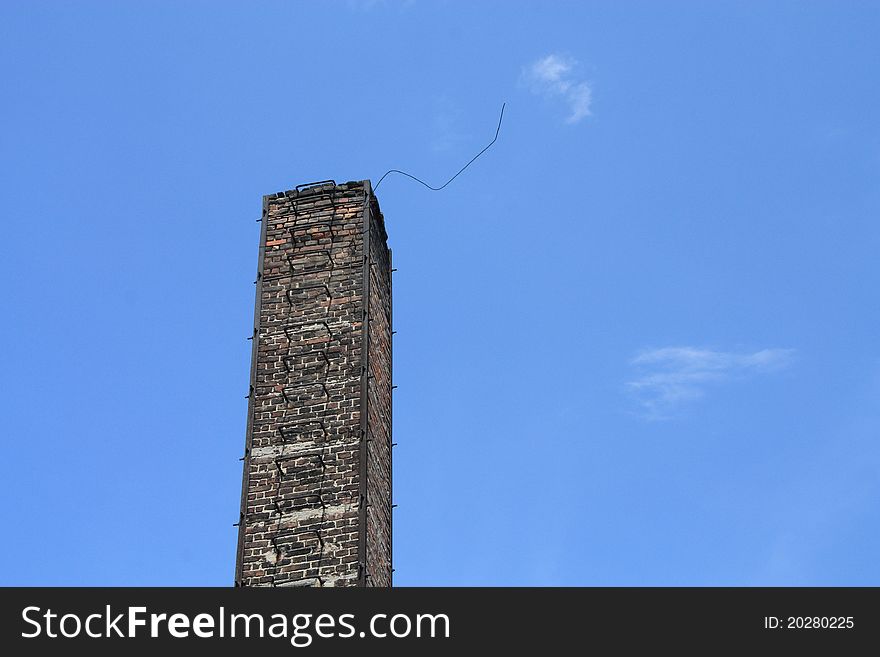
{"left": 235, "top": 180, "right": 392, "bottom": 587}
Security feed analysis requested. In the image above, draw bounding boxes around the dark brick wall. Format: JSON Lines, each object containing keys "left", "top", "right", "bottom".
{"left": 235, "top": 181, "right": 392, "bottom": 587}
{"left": 365, "top": 193, "right": 393, "bottom": 587}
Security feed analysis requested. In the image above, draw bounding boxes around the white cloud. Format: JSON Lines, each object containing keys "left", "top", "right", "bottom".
{"left": 522, "top": 54, "right": 592, "bottom": 124}
{"left": 626, "top": 347, "right": 796, "bottom": 419}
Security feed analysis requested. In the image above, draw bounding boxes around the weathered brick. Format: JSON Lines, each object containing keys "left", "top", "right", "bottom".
{"left": 235, "top": 181, "right": 392, "bottom": 588}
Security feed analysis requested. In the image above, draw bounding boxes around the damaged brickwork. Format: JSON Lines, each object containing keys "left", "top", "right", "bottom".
{"left": 235, "top": 180, "right": 392, "bottom": 587}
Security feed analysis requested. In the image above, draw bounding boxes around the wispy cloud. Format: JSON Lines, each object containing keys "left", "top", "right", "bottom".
{"left": 429, "top": 96, "right": 466, "bottom": 153}
{"left": 522, "top": 54, "right": 592, "bottom": 124}
{"left": 626, "top": 347, "right": 796, "bottom": 419}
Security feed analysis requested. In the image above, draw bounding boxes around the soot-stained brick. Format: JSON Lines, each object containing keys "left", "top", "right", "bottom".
{"left": 235, "top": 181, "right": 392, "bottom": 588}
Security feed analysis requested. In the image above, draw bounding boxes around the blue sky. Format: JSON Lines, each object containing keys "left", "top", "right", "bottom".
{"left": 1, "top": 1, "right": 878, "bottom": 586}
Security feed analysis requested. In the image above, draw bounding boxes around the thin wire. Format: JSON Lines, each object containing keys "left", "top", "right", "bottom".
{"left": 373, "top": 102, "right": 506, "bottom": 191}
